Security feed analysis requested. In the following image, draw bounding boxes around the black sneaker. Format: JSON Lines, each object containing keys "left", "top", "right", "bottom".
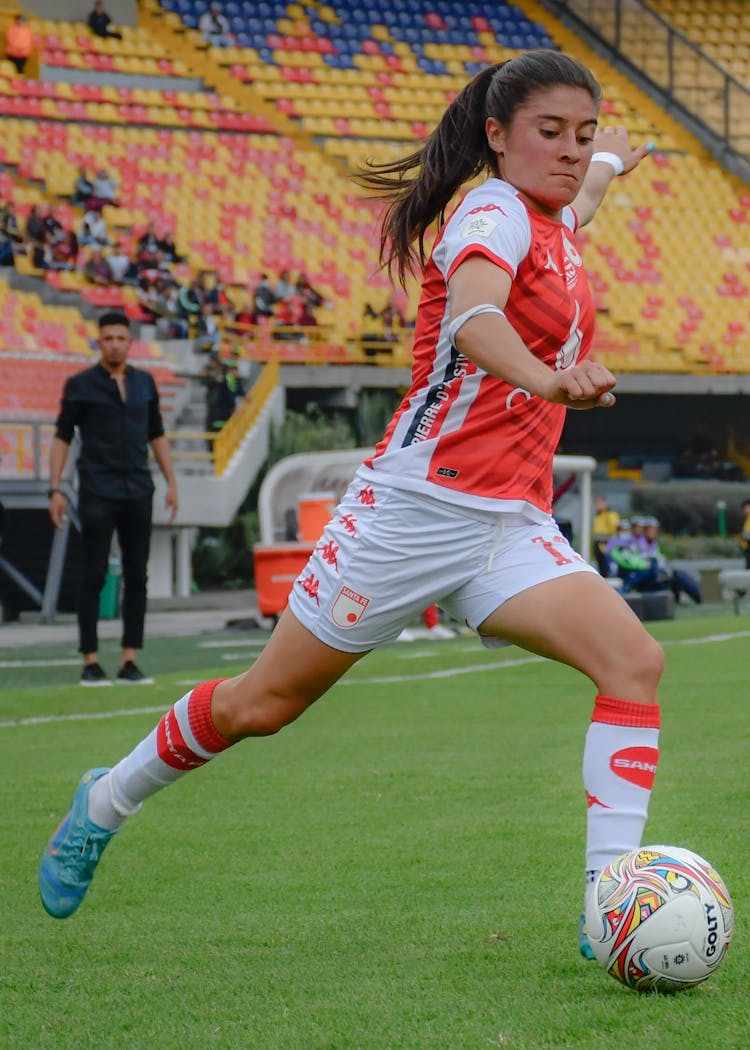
{"left": 116, "top": 661, "right": 154, "bottom": 685}
{"left": 80, "top": 663, "right": 111, "bottom": 687}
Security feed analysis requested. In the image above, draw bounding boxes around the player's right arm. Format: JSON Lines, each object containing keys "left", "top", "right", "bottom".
{"left": 448, "top": 255, "right": 616, "bottom": 410}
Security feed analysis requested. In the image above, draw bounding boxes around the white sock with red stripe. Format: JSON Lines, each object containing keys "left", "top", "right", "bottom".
{"left": 88, "top": 679, "right": 231, "bottom": 830}
{"left": 583, "top": 694, "right": 660, "bottom": 882}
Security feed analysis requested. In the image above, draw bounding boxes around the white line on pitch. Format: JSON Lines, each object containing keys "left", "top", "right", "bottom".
{"left": 0, "top": 656, "right": 541, "bottom": 729}
{"left": 0, "top": 658, "right": 81, "bottom": 669}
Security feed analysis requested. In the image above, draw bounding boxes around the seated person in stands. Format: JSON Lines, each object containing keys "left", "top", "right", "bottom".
{"left": 252, "top": 273, "right": 276, "bottom": 322}
{"left": 641, "top": 517, "right": 701, "bottom": 604}
{"left": 88, "top": 1, "right": 123, "bottom": 40}
{"left": 71, "top": 166, "right": 94, "bottom": 207}
{"left": 295, "top": 272, "right": 323, "bottom": 311}
{"left": 88, "top": 169, "right": 118, "bottom": 210}
{"left": 46, "top": 227, "right": 79, "bottom": 271}
{"left": 199, "top": 3, "right": 233, "bottom": 47}
{"left": 106, "top": 241, "right": 136, "bottom": 284}
{"left": 0, "top": 202, "right": 24, "bottom": 266}
{"left": 136, "top": 221, "right": 160, "bottom": 266}
{"left": 204, "top": 276, "right": 234, "bottom": 319}
{"left": 157, "top": 226, "right": 183, "bottom": 264}
{"left": 274, "top": 269, "right": 295, "bottom": 303}
{"left": 231, "top": 295, "right": 256, "bottom": 331}
{"left": 78, "top": 206, "right": 110, "bottom": 248}
{"left": 84, "top": 248, "right": 112, "bottom": 285}
{"left": 603, "top": 520, "right": 658, "bottom": 594}
{"left": 25, "top": 205, "right": 46, "bottom": 267}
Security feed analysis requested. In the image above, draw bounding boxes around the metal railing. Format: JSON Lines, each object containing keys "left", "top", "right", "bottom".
{"left": 552, "top": 0, "right": 750, "bottom": 176}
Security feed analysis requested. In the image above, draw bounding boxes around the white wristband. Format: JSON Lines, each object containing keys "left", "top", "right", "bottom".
{"left": 591, "top": 151, "right": 625, "bottom": 176}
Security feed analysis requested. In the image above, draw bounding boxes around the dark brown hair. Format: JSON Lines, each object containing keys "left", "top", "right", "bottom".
{"left": 355, "top": 50, "right": 601, "bottom": 285}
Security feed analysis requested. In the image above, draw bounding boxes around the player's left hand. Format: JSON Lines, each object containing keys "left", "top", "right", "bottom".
{"left": 594, "top": 125, "right": 653, "bottom": 175}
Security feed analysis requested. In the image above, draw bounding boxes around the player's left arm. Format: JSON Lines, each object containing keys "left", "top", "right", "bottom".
{"left": 573, "top": 126, "right": 653, "bottom": 228}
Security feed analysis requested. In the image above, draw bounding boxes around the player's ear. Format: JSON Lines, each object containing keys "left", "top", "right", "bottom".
{"left": 486, "top": 117, "right": 505, "bottom": 157}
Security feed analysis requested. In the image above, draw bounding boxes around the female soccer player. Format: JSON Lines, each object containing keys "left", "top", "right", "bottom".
{"left": 40, "top": 51, "right": 661, "bottom": 959}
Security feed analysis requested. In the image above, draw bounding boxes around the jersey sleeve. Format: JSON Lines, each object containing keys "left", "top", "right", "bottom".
{"left": 435, "top": 189, "right": 531, "bottom": 282}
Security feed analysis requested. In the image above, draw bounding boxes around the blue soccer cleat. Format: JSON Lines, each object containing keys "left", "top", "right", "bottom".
{"left": 578, "top": 911, "right": 595, "bottom": 961}
{"left": 39, "top": 768, "right": 117, "bottom": 919}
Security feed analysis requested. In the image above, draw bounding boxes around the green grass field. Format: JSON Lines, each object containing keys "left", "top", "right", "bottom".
{"left": 0, "top": 614, "right": 747, "bottom": 1050}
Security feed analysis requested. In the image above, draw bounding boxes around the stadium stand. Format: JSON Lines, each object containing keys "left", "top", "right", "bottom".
{"left": 1, "top": 0, "right": 750, "bottom": 480}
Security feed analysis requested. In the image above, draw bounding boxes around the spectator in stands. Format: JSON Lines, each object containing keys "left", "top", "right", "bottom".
{"left": 274, "top": 269, "right": 295, "bottom": 303}
{"left": 203, "top": 353, "right": 245, "bottom": 435}
{"left": 641, "top": 517, "right": 701, "bottom": 604}
{"left": 603, "top": 519, "right": 656, "bottom": 593}
{"left": 199, "top": 3, "right": 232, "bottom": 48}
{"left": 71, "top": 166, "right": 94, "bottom": 208}
{"left": 25, "top": 205, "right": 45, "bottom": 244}
{"left": 87, "top": 1, "right": 123, "bottom": 41}
{"left": 25, "top": 206, "right": 50, "bottom": 268}
{"left": 46, "top": 226, "right": 79, "bottom": 272}
{"left": 79, "top": 206, "right": 110, "bottom": 249}
{"left": 592, "top": 495, "right": 620, "bottom": 574}
{"left": 84, "top": 248, "right": 113, "bottom": 285}
{"left": 37, "top": 55, "right": 662, "bottom": 963}
{"left": 178, "top": 275, "right": 206, "bottom": 321}
{"left": 4, "top": 14, "right": 35, "bottom": 76}
{"left": 741, "top": 499, "right": 750, "bottom": 569}
{"left": 106, "top": 241, "right": 136, "bottom": 285}
{"left": 47, "top": 310, "right": 177, "bottom": 686}
{"left": 231, "top": 294, "right": 256, "bottom": 332}
{"left": 295, "top": 272, "right": 324, "bottom": 313}
{"left": 252, "top": 273, "right": 276, "bottom": 322}
{"left": 88, "top": 169, "right": 119, "bottom": 210}
{"left": 136, "top": 222, "right": 160, "bottom": 266}
{"left": 157, "top": 226, "right": 183, "bottom": 264}
{"left": 0, "top": 202, "right": 24, "bottom": 266}
{"left": 137, "top": 273, "right": 175, "bottom": 328}
{"left": 204, "top": 275, "right": 234, "bottom": 319}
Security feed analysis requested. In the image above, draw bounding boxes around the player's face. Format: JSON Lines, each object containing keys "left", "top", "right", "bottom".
{"left": 487, "top": 85, "right": 598, "bottom": 219}
{"left": 98, "top": 324, "right": 132, "bottom": 372}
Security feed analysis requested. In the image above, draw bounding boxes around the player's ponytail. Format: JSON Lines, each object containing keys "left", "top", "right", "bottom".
{"left": 355, "top": 62, "right": 501, "bottom": 286}
{"left": 355, "top": 50, "right": 600, "bottom": 286}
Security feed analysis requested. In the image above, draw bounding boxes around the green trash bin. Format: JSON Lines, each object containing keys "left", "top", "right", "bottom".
{"left": 98, "top": 556, "right": 121, "bottom": 619}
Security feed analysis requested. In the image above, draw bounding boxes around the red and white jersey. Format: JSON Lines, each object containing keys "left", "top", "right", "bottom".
{"left": 361, "top": 178, "right": 596, "bottom": 518}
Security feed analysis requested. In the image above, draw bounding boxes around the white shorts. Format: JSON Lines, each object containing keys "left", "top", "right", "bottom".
{"left": 287, "top": 471, "right": 597, "bottom": 653}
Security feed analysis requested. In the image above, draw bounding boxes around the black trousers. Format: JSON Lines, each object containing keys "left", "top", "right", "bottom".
{"left": 78, "top": 493, "right": 153, "bottom": 655}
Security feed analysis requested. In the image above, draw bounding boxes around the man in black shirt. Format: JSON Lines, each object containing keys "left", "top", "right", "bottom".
{"left": 49, "top": 311, "right": 177, "bottom": 685}
{"left": 87, "top": 1, "right": 123, "bottom": 40}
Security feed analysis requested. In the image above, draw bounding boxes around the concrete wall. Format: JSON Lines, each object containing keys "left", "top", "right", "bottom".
{"left": 21, "top": 1, "right": 137, "bottom": 25}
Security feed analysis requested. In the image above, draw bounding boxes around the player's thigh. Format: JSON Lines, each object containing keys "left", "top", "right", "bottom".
{"left": 212, "top": 607, "right": 368, "bottom": 737}
{"left": 478, "top": 572, "right": 664, "bottom": 697}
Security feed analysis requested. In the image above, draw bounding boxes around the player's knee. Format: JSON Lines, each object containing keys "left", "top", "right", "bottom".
{"left": 616, "top": 632, "right": 664, "bottom": 692}
{"left": 218, "top": 689, "right": 306, "bottom": 739}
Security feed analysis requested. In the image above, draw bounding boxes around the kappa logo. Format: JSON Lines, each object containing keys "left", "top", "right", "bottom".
{"left": 610, "top": 746, "right": 659, "bottom": 789}
{"left": 331, "top": 585, "right": 370, "bottom": 628}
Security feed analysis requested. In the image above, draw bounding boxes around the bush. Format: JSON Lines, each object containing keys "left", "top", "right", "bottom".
{"left": 631, "top": 481, "right": 750, "bottom": 535}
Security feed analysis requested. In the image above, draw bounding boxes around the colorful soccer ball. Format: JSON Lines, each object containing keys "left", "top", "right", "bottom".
{"left": 584, "top": 845, "right": 734, "bottom": 993}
